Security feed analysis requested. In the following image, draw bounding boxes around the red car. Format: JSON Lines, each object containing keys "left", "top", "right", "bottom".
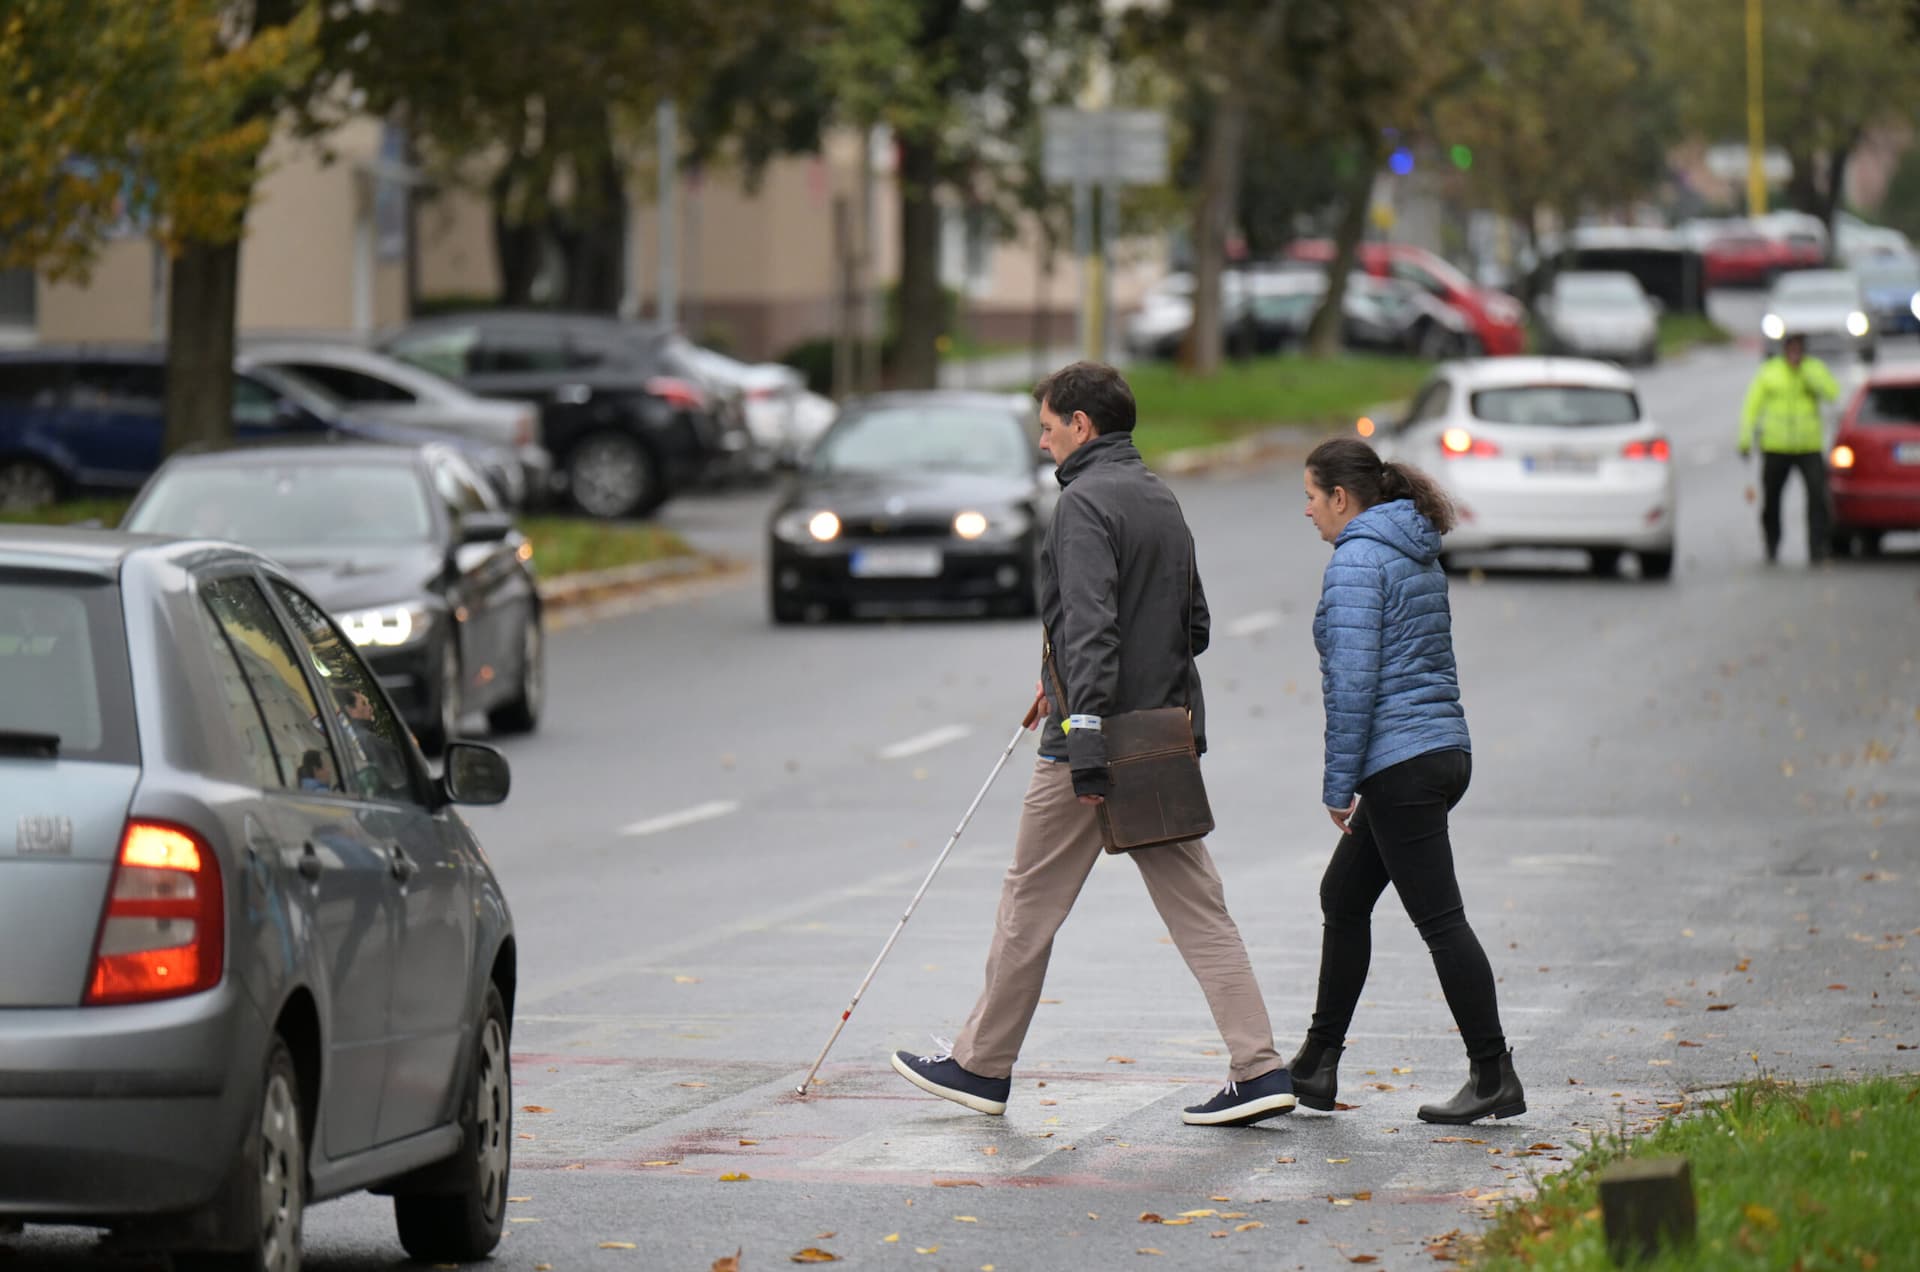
{"left": 1828, "top": 373, "right": 1920, "bottom": 556}
{"left": 1703, "top": 232, "right": 1824, "bottom": 289}
{"left": 1285, "top": 240, "right": 1527, "bottom": 355}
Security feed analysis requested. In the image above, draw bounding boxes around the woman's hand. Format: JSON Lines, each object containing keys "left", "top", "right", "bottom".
{"left": 1327, "top": 795, "right": 1360, "bottom": 836}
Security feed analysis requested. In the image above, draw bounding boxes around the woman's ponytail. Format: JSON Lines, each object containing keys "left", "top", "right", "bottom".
{"left": 1306, "top": 436, "right": 1457, "bottom": 534}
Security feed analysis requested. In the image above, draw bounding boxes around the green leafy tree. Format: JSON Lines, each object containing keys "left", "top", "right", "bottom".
{"left": 0, "top": 0, "right": 319, "bottom": 457}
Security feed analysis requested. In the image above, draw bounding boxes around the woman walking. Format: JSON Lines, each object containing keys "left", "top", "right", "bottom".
{"left": 1286, "top": 436, "right": 1523, "bottom": 1125}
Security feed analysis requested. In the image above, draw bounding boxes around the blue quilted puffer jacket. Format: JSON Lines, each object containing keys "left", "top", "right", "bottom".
{"left": 1313, "top": 498, "right": 1471, "bottom": 808}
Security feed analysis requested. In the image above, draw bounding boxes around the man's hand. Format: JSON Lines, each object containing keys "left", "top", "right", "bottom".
{"left": 1078, "top": 793, "right": 1105, "bottom": 806}
{"left": 1023, "top": 680, "right": 1049, "bottom": 731}
{"left": 1327, "top": 795, "right": 1360, "bottom": 836}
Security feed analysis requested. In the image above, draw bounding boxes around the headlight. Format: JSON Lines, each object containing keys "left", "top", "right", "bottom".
{"left": 1847, "top": 311, "right": 1871, "bottom": 338}
{"left": 952, "top": 508, "right": 1030, "bottom": 541}
{"left": 954, "top": 511, "right": 989, "bottom": 540}
{"left": 773, "top": 510, "right": 842, "bottom": 544}
{"left": 1761, "top": 314, "right": 1786, "bottom": 341}
{"left": 1909, "top": 293, "right": 1920, "bottom": 319}
{"left": 336, "top": 601, "right": 435, "bottom": 648}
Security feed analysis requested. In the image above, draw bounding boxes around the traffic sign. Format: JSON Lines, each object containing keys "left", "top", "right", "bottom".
{"left": 1043, "top": 109, "right": 1169, "bottom": 187}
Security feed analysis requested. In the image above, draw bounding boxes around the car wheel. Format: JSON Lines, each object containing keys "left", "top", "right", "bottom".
{"left": 418, "top": 640, "right": 461, "bottom": 756}
{"left": 1416, "top": 321, "right": 1451, "bottom": 361}
{"left": 487, "top": 615, "right": 543, "bottom": 734}
{"left": 191, "top": 1038, "right": 304, "bottom": 1272}
{"left": 1589, "top": 548, "right": 1623, "bottom": 577}
{"left": 393, "top": 984, "right": 511, "bottom": 1264}
{"left": 567, "top": 431, "right": 663, "bottom": 519}
{"left": 1859, "top": 530, "right": 1884, "bottom": 557}
{"left": 1828, "top": 529, "right": 1857, "bottom": 558}
{"left": 1639, "top": 550, "right": 1675, "bottom": 580}
{"left": 0, "top": 458, "right": 61, "bottom": 511}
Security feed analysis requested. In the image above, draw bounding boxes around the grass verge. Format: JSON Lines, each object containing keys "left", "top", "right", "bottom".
{"left": 1471, "top": 1074, "right": 1920, "bottom": 1270}
{"left": 1658, "top": 313, "right": 1734, "bottom": 358}
{"left": 0, "top": 498, "right": 694, "bottom": 581}
{"left": 1123, "top": 354, "right": 1430, "bottom": 464}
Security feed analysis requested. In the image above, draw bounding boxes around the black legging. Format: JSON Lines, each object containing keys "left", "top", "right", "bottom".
{"left": 1759, "top": 451, "right": 1829, "bottom": 560}
{"left": 1306, "top": 748, "right": 1508, "bottom": 1061}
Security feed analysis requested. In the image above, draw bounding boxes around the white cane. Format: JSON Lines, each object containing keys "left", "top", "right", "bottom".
{"left": 794, "top": 699, "right": 1041, "bottom": 1096}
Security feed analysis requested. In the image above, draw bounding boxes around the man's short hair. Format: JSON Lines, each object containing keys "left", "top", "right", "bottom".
{"left": 1033, "top": 361, "right": 1136, "bottom": 435}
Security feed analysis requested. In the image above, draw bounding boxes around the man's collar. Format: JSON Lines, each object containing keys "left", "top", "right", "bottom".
{"left": 1056, "top": 430, "right": 1139, "bottom": 486}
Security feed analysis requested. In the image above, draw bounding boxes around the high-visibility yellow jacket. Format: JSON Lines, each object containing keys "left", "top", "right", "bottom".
{"left": 1739, "top": 356, "right": 1840, "bottom": 455}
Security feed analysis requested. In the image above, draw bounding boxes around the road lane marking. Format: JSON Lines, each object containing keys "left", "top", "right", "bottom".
{"left": 1226, "top": 610, "right": 1282, "bottom": 638}
{"left": 620, "top": 799, "right": 741, "bottom": 837}
{"left": 877, "top": 724, "right": 973, "bottom": 760}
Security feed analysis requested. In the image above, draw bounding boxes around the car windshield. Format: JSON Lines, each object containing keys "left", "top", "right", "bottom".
{"left": 0, "top": 576, "right": 135, "bottom": 763}
{"left": 1857, "top": 260, "right": 1920, "bottom": 290}
{"left": 1773, "top": 275, "right": 1858, "bottom": 304}
{"left": 809, "top": 406, "right": 1030, "bottom": 476}
{"left": 125, "top": 464, "right": 435, "bottom": 546}
{"left": 1855, "top": 385, "right": 1920, "bottom": 427}
{"left": 1557, "top": 275, "right": 1644, "bottom": 307}
{"left": 1470, "top": 385, "right": 1641, "bottom": 426}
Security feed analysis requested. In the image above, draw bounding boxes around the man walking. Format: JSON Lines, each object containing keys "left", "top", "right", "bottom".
{"left": 1740, "top": 332, "right": 1841, "bottom": 563}
{"left": 890, "top": 361, "right": 1294, "bottom": 1127}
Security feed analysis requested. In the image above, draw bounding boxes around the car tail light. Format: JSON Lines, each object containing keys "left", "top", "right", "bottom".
{"left": 746, "top": 385, "right": 779, "bottom": 401}
{"left": 512, "top": 408, "right": 536, "bottom": 448}
{"left": 646, "top": 376, "right": 708, "bottom": 411}
{"left": 85, "top": 822, "right": 224, "bottom": 1006}
{"left": 1621, "top": 438, "right": 1671, "bottom": 461}
{"left": 1831, "top": 443, "right": 1856, "bottom": 469}
{"left": 1441, "top": 427, "right": 1500, "bottom": 458}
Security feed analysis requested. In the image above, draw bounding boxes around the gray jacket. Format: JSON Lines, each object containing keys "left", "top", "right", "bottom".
{"left": 1037, "top": 431, "right": 1209, "bottom": 796}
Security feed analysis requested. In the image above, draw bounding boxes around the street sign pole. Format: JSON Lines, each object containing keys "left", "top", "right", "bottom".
{"left": 1073, "top": 178, "right": 1092, "bottom": 361}
{"left": 1044, "top": 108, "right": 1167, "bottom": 368}
{"left": 1745, "top": 0, "right": 1768, "bottom": 217}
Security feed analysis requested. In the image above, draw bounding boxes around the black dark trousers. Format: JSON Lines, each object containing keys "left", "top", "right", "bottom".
{"left": 1760, "top": 451, "right": 1830, "bottom": 561}
{"left": 1306, "top": 748, "right": 1509, "bottom": 1061}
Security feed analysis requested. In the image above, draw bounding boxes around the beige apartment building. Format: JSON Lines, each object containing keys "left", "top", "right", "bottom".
{"left": 8, "top": 116, "right": 1161, "bottom": 368}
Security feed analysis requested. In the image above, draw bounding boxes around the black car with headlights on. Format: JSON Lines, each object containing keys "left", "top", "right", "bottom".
{"left": 767, "top": 391, "right": 1054, "bottom": 622}
{"left": 121, "top": 441, "right": 543, "bottom": 754}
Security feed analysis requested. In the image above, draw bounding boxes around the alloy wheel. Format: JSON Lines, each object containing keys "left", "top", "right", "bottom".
{"left": 257, "top": 1069, "right": 303, "bottom": 1272}
{"left": 472, "top": 1017, "right": 510, "bottom": 1225}
{"left": 569, "top": 436, "right": 653, "bottom": 518}
{"left": 0, "top": 461, "right": 58, "bottom": 511}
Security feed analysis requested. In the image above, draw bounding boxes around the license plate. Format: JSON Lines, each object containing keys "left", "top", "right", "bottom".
{"left": 1896, "top": 443, "right": 1920, "bottom": 466}
{"left": 850, "top": 546, "right": 943, "bottom": 578}
{"left": 1522, "top": 452, "right": 1599, "bottom": 476}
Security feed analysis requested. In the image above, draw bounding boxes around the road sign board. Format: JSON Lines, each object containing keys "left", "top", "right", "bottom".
{"left": 1043, "top": 109, "right": 1169, "bottom": 187}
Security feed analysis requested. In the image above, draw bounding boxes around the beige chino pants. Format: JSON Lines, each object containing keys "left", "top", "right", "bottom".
{"left": 950, "top": 758, "right": 1280, "bottom": 1082}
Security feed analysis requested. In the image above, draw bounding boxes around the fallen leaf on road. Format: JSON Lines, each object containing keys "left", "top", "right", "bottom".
{"left": 508, "top": 1217, "right": 541, "bottom": 1224}
{"left": 1332, "top": 1200, "right": 1354, "bottom": 1207}
{"left": 1210, "top": 1196, "right": 1231, "bottom": 1202}
{"left": 1664, "top": 998, "right": 1685, "bottom": 1007}
{"left": 678, "top": 1081, "right": 709, "bottom": 1088}
{"left": 1137, "top": 1249, "right": 1163, "bottom": 1256}
{"left": 1350, "top": 1256, "right": 1379, "bottom": 1265}
{"left": 1678, "top": 1040, "right": 1703, "bottom": 1048}
{"left": 1139, "top": 1213, "right": 1163, "bottom": 1224}
{"left": 718, "top": 1173, "right": 751, "bottom": 1182}
{"left": 1528, "top": 1144, "right": 1559, "bottom": 1152}
{"left": 1179, "top": 1209, "right": 1217, "bottom": 1218}
{"left": 508, "top": 1196, "right": 531, "bottom": 1203}
{"left": 815, "top": 1232, "right": 835, "bottom": 1239}
{"left": 642, "top": 1160, "right": 679, "bottom": 1167}
{"left": 1353, "top": 1192, "right": 1373, "bottom": 1201}
{"left": 712, "top": 1252, "right": 741, "bottom": 1272}
{"left": 536, "top": 1265, "right": 552, "bottom": 1271}
{"left": 954, "top": 1216, "right": 978, "bottom": 1223}
{"left": 1392, "top": 1067, "right": 1413, "bottom": 1075}
{"left": 1734, "top": 959, "right": 1751, "bottom": 972}
{"left": 675, "top": 976, "right": 702, "bottom": 984}
{"left": 1276, "top": 1156, "right": 1296, "bottom": 1164}
{"left": 979, "top": 1146, "right": 998, "bottom": 1156}
{"left": 1707, "top": 1004, "right": 1736, "bottom": 1012}
{"left": 1326, "top": 1157, "right": 1351, "bottom": 1164}
{"left": 599, "top": 1242, "right": 636, "bottom": 1250}
{"left": 1431, "top": 1137, "right": 1486, "bottom": 1145}
{"left": 564, "top": 1163, "right": 585, "bottom": 1171}
{"left": 520, "top": 1105, "right": 551, "bottom": 1114}
{"left": 1648, "top": 1059, "right": 1672, "bottom": 1067}
{"left": 1039, "top": 1099, "right": 1058, "bottom": 1106}
{"left": 934, "top": 1179, "right": 982, "bottom": 1188}
{"left": 516, "top": 1133, "right": 535, "bottom": 1140}
{"left": 1220, "top": 1211, "right": 1247, "bottom": 1218}
{"left": 1333, "top": 1101, "right": 1359, "bottom": 1110}
{"left": 1828, "top": 984, "right": 1849, "bottom": 991}
{"left": 1039, "top": 998, "right": 1062, "bottom": 1004}
{"left": 883, "top": 1233, "right": 899, "bottom": 1242}
{"left": 791, "top": 1250, "right": 840, "bottom": 1263}
{"left": 915, "top": 1247, "right": 939, "bottom": 1255}
{"left": 1107, "top": 1055, "right": 1136, "bottom": 1064}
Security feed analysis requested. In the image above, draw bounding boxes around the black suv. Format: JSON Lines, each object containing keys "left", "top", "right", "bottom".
{"left": 378, "top": 313, "right": 749, "bottom": 518}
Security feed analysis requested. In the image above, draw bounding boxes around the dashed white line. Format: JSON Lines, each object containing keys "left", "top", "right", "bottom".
{"left": 620, "top": 799, "right": 741, "bottom": 837}
{"left": 1226, "top": 610, "right": 1283, "bottom": 638}
{"left": 877, "top": 724, "right": 973, "bottom": 760}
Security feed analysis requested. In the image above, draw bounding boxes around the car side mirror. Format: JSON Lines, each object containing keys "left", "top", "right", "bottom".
{"left": 458, "top": 511, "right": 515, "bottom": 544}
{"left": 441, "top": 741, "right": 510, "bottom": 806}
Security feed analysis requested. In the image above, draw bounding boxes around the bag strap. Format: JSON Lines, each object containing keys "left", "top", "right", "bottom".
{"left": 1042, "top": 538, "right": 1198, "bottom": 721}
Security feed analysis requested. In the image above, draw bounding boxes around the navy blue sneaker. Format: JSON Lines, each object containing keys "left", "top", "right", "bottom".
{"left": 890, "top": 1040, "right": 1010, "bottom": 1115}
{"left": 1181, "top": 1067, "right": 1296, "bottom": 1126}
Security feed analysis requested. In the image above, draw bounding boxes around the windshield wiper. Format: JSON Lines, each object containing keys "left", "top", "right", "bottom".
{"left": 0, "top": 729, "right": 61, "bottom": 757}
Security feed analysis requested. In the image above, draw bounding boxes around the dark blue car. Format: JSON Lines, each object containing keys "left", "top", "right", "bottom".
{"left": 0, "top": 348, "right": 519, "bottom": 510}
{"left": 1856, "top": 256, "right": 1920, "bottom": 338}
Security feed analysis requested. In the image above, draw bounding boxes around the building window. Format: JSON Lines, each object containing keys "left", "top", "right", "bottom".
{"left": 0, "top": 269, "right": 34, "bottom": 331}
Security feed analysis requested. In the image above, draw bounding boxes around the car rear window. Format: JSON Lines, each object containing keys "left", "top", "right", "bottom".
{"left": 1470, "top": 386, "right": 1640, "bottom": 427}
{"left": 1855, "top": 385, "right": 1920, "bottom": 427}
{"left": 0, "top": 573, "right": 137, "bottom": 763}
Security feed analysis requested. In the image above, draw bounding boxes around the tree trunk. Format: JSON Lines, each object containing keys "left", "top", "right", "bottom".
{"left": 894, "top": 131, "right": 943, "bottom": 390}
{"left": 1185, "top": 85, "right": 1248, "bottom": 376}
{"left": 1820, "top": 141, "right": 1854, "bottom": 242}
{"left": 163, "top": 240, "right": 241, "bottom": 455}
{"left": 491, "top": 162, "right": 544, "bottom": 306}
{"left": 558, "top": 111, "right": 627, "bottom": 314}
{"left": 1309, "top": 152, "right": 1374, "bottom": 359}
{"left": 1785, "top": 148, "right": 1819, "bottom": 218}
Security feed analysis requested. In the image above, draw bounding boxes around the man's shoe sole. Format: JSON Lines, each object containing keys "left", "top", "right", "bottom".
{"left": 890, "top": 1053, "right": 1007, "bottom": 1115}
{"left": 1180, "top": 1093, "right": 1297, "bottom": 1126}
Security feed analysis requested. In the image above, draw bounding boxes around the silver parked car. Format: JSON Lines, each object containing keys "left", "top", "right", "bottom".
{"left": 244, "top": 341, "right": 553, "bottom": 507}
{"left": 1536, "top": 271, "right": 1660, "bottom": 365}
{"left": 1760, "top": 269, "right": 1877, "bottom": 362}
{"left": 0, "top": 528, "right": 517, "bottom": 1270}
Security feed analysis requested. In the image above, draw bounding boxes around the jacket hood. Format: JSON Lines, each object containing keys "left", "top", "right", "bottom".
{"left": 1055, "top": 430, "right": 1141, "bottom": 487}
{"left": 1336, "top": 498, "right": 1442, "bottom": 564}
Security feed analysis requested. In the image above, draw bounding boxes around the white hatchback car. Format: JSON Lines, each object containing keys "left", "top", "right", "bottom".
{"left": 1372, "top": 358, "right": 1677, "bottom": 579}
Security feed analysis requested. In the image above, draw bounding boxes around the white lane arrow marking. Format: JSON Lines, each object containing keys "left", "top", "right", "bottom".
{"left": 620, "top": 799, "right": 741, "bottom": 837}
{"left": 877, "top": 723, "right": 973, "bottom": 760}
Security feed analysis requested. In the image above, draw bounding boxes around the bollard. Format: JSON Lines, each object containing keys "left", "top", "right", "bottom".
{"left": 1598, "top": 1156, "right": 1696, "bottom": 1264}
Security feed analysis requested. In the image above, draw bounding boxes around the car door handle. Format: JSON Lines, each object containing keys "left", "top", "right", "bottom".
{"left": 297, "top": 843, "right": 323, "bottom": 882}
{"left": 389, "top": 846, "right": 418, "bottom": 883}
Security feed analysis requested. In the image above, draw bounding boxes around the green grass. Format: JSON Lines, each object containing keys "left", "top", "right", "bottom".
{"left": 1123, "top": 354, "right": 1430, "bottom": 463}
{"left": 0, "top": 498, "right": 693, "bottom": 580}
{"left": 1658, "top": 313, "right": 1735, "bottom": 358}
{"left": 1472, "top": 1075, "right": 1920, "bottom": 1270}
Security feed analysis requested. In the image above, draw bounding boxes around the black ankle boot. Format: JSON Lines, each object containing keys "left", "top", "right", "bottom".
{"left": 1286, "top": 1042, "right": 1343, "bottom": 1112}
{"left": 1416, "top": 1050, "right": 1525, "bottom": 1124}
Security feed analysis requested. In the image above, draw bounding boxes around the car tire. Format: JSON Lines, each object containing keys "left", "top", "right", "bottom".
{"left": 1828, "top": 529, "right": 1857, "bottom": 558}
{"left": 487, "top": 615, "right": 543, "bottom": 735}
{"left": 1589, "top": 548, "right": 1623, "bottom": 577}
{"left": 1639, "top": 550, "right": 1675, "bottom": 580}
{"left": 770, "top": 578, "right": 805, "bottom": 625}
{"left": 1859, "top": 530, "right": 1884, "bottom": 557}
{"left": 0, "top": 457, "right": 62, "bottom": 511}
{"left": 417, "top": 639, "right": 461, "bottom": 757}
{"left": 393, "top": 984, "right": 511, "bottom": 1264}
{"left": 567, "top": 430, "right": 665, "bottom": 519}
{"left": 191, "top": 1037, "right": 305, "bottom": 1272}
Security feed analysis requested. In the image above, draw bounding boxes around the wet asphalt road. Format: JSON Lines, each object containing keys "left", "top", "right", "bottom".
{"left": 14, "top": 298, "right": 1919, "bottom": 1271}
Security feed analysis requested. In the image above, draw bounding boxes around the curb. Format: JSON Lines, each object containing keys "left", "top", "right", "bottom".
{"left": 538, "top": 553, "right": 741, "bottom": 617}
